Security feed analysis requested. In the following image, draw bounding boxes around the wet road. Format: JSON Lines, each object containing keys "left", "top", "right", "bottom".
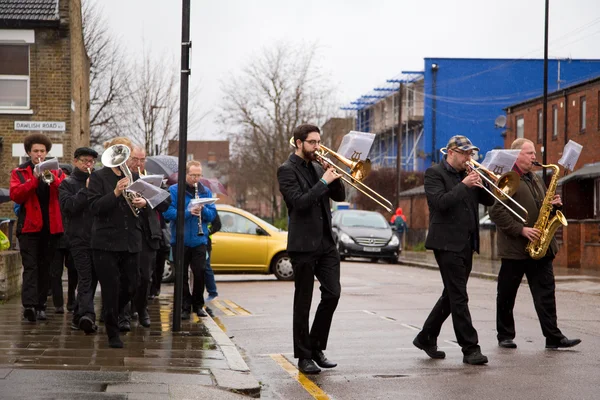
{"left": 213, "top": 260, "right": 600, "bottom": 400}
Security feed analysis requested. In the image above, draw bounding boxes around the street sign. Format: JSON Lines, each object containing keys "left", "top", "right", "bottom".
{"left": 14, "top": 121, "right": 66, "bottom": 132}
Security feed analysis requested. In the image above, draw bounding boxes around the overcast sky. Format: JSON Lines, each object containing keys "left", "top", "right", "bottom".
{"left": 92, "top": 0, "right": 600, "bottom": 139}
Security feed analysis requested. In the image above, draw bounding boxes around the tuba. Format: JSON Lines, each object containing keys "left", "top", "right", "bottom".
{"left": 101, "top": 144, "right": 140, "bottom": 217}
{"left": 525, "top": 162, "right": 568, "bottom": 260}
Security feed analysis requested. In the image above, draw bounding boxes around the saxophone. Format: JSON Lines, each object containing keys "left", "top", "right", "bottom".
{"left": 525, "top": 162, "right": 568, "bottom": 260}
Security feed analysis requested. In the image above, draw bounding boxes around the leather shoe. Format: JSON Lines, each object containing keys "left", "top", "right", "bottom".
{"left": 108, "top": 336, "right": 123, "bottom": 349}
{"left": 79, "top": 316, "right": 97, "bottom": 334}
{"left": 36, "top": 310, "right": 47, "bottom": 321}
{"left": 298, "top": 359, "right": 321, "bottom": 374}
{"left": 181, "top": 310, "right": 191, "bottom": 320}
{"left": 23, "top": 307, "right": 36, "bottom": 322}
{"left": 413, "top": 337, "right": 446, "bottom": 359}
{"left": 139, "top": 310, "right": 151, "bottom": 328}
{"left": 463, "top": 350, "right": 488, "bottom": 365}
{"left": 498, "top": 339, "right": 517, "bottom": 349}
{"left": 205, "top": 306, "right": 215, "bottom": 317}
{"left": 196, "top": 309, "right": 208, "bottom": 318}
{"left": 118, "top": 318, "right": 131, "bottom": 332}
{"left": 55, "top": 306, "right": 64, "bottom": 314}
{"left": 312, "top": 350, "right": 337, "bottom": 368}
{"left": 546, "top": 337, "right": 582, "bottom": 349}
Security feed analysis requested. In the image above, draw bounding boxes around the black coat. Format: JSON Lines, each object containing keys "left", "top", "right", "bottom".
{"left": 87, "top": 167, "right": 142, "bottom": 253}
{"left": 138, "top": 191, "right": 172, "bottom": 250}
{"left": 424, "top": 160, "right": 494, "bottom": 253}
{"left": 59, "top": 168, "right": 92, "bottom": 249}
{"left": 277, "top": 154, "right": 345, "bottom": 253}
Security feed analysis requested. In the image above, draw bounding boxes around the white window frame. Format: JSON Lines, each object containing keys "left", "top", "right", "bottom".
{"left": 516, "top": 116, "right": 524, "bottom": 138}
{"left": 0, "top": 29, "right": 34, "bottom": 114}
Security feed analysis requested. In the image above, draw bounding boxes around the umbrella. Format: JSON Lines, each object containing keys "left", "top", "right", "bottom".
{"left": 0, "top": 188, "right": 10, "bottom": 204}
{"left": 146, "top": 155, "right": 179, "bottom": 177}
{"left": 166, "top": 173, "right": 228, "bottom": 196}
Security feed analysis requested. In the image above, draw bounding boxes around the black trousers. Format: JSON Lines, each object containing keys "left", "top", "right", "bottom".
{"left": 151, "top": 249, "right": 168, "bottom": 296}
{"left": 71, "top": 247, "right": 98, "bottom": 322}
{"left": 417, "top": 245, "right": 480, "bottom": 355}
{"left": 93, "top": 250, "right": 139, "bottom": 339}
{"left": 496, "top": 257, "right": 564, "bottom": 342}
{"left": 49, "top": 248, "right": 77, "bottom": 308}
{"left": 289, "top": 241, "right": 341, "bottom": 359}
{"left": 177, "top": 244, "right": 206, "bottom": 312}
{"left": 18, "top": 232, "right": 60, "bottom": 311}
{"left": 133, "top": 239, "right": 157, "bottom": 314}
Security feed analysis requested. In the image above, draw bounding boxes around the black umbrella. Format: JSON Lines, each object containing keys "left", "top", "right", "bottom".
{"left": 146, "top": 155, "right": 178, "bottom": 177}
{"left": 0, "top": 188, "right": 10, "bottom": 204}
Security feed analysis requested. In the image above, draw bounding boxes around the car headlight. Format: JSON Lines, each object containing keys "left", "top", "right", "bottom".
{"left": 389, "top": 235, "right": 399, "bottom": 246}
{"left": 339, "top": 233, "right": 354, "bottom": 244}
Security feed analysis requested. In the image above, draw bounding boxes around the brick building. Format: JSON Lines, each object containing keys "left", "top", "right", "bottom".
{"left": 0, "top": 0, "right": 90, "bottom": 217}
{"left": 505, "top": 75, "right": 600, "bottom": 270}
{"left": 167, "top": 140, "right": 229, "bottom": 180}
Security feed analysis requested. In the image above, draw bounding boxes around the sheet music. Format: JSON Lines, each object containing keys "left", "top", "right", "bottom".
{"left": 337, "top": 131, "right": 376, "bottom": 161}
{"left": 188, "top": 197, "right": 218, "bottom": 211}
{"left": 127, "top": 179, "right": 170, "bottom": 209}
{"left": 558, "top": 140, "right": 583, "bottom": 172}
{"left": 480, "top": 150, "right": 520, "bottom": 175}
{"left": 139, "top": 174, "right": 164, "bottom": 187}
{"left": 34, "top": 158, "right": 59, "bottom": 175}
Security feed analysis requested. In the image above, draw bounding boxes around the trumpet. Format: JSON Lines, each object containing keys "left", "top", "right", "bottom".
{"left": 37, "top": 157, "right": 57, "bottom": 184}
{"left": 440, "top": 148, "right": 527, "bottom": 223}
{"left": 289, "top": 137, "right": 393, "bottom": 212}
{"left": 101, "top": 144, "right": 140, "bottom": 217}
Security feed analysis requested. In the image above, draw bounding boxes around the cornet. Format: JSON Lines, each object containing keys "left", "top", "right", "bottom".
{"left": 36, "top": 157, "right": 57, "bottom": 184}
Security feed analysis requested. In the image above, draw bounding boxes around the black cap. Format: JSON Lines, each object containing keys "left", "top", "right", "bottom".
{"left": 74, "top": 147, "right": 98, "bottom": 159}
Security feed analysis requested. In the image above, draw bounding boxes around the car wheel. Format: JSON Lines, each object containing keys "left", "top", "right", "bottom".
{"left": 272, "top": 253, "right": 294, "bottom": 281}
{"left": 162, "top": 260, "right": 175, "bottom": 283}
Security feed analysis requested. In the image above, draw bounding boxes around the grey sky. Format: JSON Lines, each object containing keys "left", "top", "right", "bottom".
{"left": 94, "top": 0, "right": 600, "bottom": 139}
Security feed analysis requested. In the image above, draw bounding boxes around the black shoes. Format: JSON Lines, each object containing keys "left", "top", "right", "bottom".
{"left": 118, "top": 318, "right": 131, "bottom": 332}
{"left": 36, "top": 310, "right": 47, "bottom": 321}
{"left": 181, "top": 310, "right": 191, "bottom": 320}
{"left": 298, "top": 359, "right": 321, "bottom": 374}
{"left": 196, "top": 309, "right": 208, "bottom": 318}
{"left": 23, "top": 307, "right": 36, "bottom": 322}
{"left": 205, "top": 306, "right": 215, "bottom": 317}
{"left": 312, "top": 350, "right": 337, "bottom": 368}
{"left": 139, "top": 310, "right": 151, "bottom": 328}
{"left": 546, "top": 337, "right": 582, "bottom": 349}
{"left": 108, "top": 336, "right": 123, "bottom": 349}
{"left": 413, "top": 337, "right": 446, "bottom": 359}
{"left": 66, "top": 302, "right": 75, "bottom": 312}
{"left": 55, "top": 306, "right": 64, "bottom": 314}
{"left": 498, "top": 339, "right": 517, "bottom": 349}
{"left": 463, "top": 350, "right": 488, "bottom": 365}
{"left": 79, "top": 316, "right": 97, "bottom": 334}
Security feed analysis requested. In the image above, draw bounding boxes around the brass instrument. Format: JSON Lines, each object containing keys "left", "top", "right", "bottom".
{"left": 525, "top": 162, "right": 568, "bottom": 260}
{"left": 440, "top": 148, "right": 528, "bottom": 223}
{"left": 101, "top": 144, "right": 140, "bottom": 217}
{"left": 138, "top": 167, "right": 147, "bottom": 176}
{"left": 194, "top": 182, "right": 204, "bottom": 236}
{"left": 288, "top": 137, "right": 393, "bottom": 212}
{"left": 87, "top": 168, "right": 92, "bottom": 175}
{"left": 37, "top": 157, "right": 57, "bottom": 184}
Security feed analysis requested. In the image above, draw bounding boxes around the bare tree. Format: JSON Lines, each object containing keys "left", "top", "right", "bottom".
{"left": 82, "top": 0, "right": 130, "bottom": 147}
{"left": 220, "top": 41, "right": 337, "bottom": 217}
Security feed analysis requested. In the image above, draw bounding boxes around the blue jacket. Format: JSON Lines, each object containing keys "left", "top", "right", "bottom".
{"left": 163, "top": 183, "right": 216, "bottom": 248}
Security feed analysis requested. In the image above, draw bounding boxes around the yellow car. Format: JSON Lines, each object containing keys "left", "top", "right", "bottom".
{"left": 163, "top": 204, "right": 293, "bottom": 281}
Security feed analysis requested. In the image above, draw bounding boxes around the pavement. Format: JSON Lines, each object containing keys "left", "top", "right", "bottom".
{"left": 399, "top": 249, "right": 600, "bottom": 295}
{"left": 0, "top": 284, "right": 260, "bottom": 399}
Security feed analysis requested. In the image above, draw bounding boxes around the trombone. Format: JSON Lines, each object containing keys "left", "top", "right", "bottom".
{"left": 440, "top": 148, "right": 528, "bottom": 223}
{"left": 289, "top": 137, "right": 393, "bottom": 212}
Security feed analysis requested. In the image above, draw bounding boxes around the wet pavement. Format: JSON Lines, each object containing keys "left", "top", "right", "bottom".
{"left": 0, "top": 287, "right": 259, "bottom": 399}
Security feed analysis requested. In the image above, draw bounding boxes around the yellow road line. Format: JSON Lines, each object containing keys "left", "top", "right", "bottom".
{"left": 212, "top": 300, "right": 236, "bottom": 316}
{"left": 212, "top": 316, "right": 227, "bottom": 333}
{"left": 222, "top": 299, "right": 252, "bottom": 316}
{"left": 270, "top": 353, "right": 330, "bottom": 400}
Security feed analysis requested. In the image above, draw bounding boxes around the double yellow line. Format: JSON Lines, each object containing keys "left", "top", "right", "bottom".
{"left": 210, "top": 299, "right": 251, "bottom": 316}
{"left": 270, "top": 354, "right": 330, "bottom": 400}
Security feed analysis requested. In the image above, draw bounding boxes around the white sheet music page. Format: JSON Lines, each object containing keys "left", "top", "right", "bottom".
{"left": 480, "top": 150, "right": 520, "bottom": 176}
{"left": 558, "top": 140, "right": 583, "bottom": 172}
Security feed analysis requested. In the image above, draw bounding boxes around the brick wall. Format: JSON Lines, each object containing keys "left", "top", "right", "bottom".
{"left": 398, "top": 193, "right": 429, "bottom": 247}
{"left": 555, "top": 220, "right": 600, "bottom": 270}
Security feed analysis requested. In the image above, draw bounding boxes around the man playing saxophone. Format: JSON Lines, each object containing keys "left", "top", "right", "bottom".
{"left": 489, "top": 138, "right": 580, "bottom": 350}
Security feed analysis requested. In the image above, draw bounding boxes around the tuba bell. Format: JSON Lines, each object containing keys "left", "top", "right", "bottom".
{"left": 101, "top": 144, "right": 140, "bottom": 217}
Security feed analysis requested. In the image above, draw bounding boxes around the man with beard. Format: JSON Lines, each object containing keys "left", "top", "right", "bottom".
{"left": 59, "top": 147, "right": 99, "bottom": 334}
{"left": 277, "top": 124, "right": 345, "bottom": 375}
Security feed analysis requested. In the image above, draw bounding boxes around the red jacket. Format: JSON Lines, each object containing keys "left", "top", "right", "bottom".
{"left": 10, "top": 162, "right": 65, "bottom": 234}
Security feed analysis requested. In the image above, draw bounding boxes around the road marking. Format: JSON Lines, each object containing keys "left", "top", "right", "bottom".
{"left": 222, "top": 299, "right": 252, "bottom": 316}
{"left": 380, "top": 316, "right": 396, "bottom": 322}
{"left": 401, "top": 323, "right": 421, "bottom": 331}
{"left": 211, "top": 300, "right": 236, "bottom": 316}
{"left": 362, "top": 310, "right": 377, "bottom": 315}
{"left": 270, "top": 354, "right": 330, "bottom": 400}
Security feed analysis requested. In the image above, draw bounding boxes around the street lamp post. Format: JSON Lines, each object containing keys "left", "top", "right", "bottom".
{"left": 542, "top": 0, "right": 549, "bottom": 182}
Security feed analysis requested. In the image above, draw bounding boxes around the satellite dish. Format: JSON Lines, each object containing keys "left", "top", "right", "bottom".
{"left": 494, "top": 115, "right": 507, "bottom": 129}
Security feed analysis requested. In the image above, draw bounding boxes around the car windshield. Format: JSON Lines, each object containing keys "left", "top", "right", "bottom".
{"left": 236, "top": 211, "right": 284, "bottom": 232}
{"left": 340, "top": 212, "right": 388, "bottom": 229}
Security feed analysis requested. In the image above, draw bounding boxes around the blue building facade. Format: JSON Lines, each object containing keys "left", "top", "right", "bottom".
{"left": 422, "top": 58, "right": 600, "bottom": 168}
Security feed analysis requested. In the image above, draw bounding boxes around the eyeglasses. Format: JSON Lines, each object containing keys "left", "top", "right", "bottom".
{"left": 78, "top": 158, "right": 95, "bottom": 165}
{"left": 130, "top": 157, "right": 146, "bottom": 163}
{"left": 304, "top": 140, "right": 321, "bottom": 146}
{"left": 452, "top": 148, "right": 473, "bottom": 157}
{"left": 188, "top": 174, "right": 202, "bottom": 178}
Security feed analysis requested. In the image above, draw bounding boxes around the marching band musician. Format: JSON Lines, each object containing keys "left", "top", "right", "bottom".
{"left": 277, "top": 124, "right": 345, "bottom": 375}
{"left": 126, "top": 146, "right": 171, "bottom": 328}
{"left": 59, "top": 147, "right": 99, "bottom": 334}
{"left": 489, "top": 138, "right": 581, "bottom": 350}
{"left": 10, "top": 133, "right": 65, "bottom": 322}
{"left": 88, "top": 137, "right": 146, "bottom": 348}
{"left": 412, "top": 135, "right": 494, "bottom": 365}
{"left": 163, "top": 160, "right": 216, "bottom": 320}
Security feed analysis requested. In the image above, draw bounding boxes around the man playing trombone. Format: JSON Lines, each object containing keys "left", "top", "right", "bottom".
{"left": 277, "top": 124, "right": 345, "bottom": 375}
{"left": 413, "top": 135, "right": 494, "bottom": 365}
